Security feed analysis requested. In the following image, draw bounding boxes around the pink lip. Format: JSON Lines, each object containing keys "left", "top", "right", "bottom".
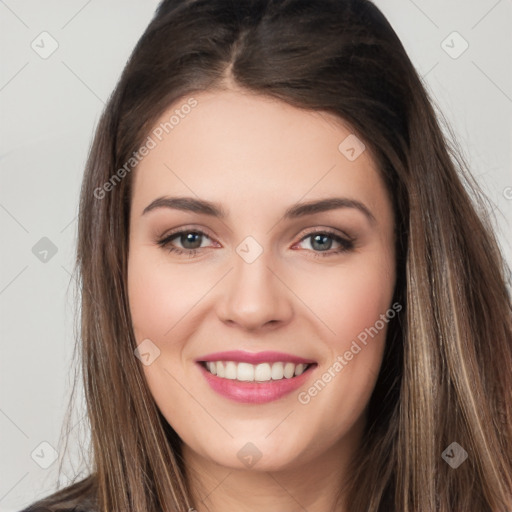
{"left": 196, "top": 361, "right": 317, "bottom": 404}
{"left": 195, "top": 350, "right": 316, "bottom": 365}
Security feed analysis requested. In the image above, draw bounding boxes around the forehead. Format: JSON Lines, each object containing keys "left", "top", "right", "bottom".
{"left": 131, "top": 89, "right": 389, "bottom": 219}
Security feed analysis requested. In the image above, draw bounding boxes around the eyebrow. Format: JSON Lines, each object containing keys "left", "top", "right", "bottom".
{"left": 142, "top": 196, "right": 376, "bottom": 224}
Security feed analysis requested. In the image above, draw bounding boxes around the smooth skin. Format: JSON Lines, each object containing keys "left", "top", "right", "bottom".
{"left": 127, "top": 88, "right": 396, "bottom": 512}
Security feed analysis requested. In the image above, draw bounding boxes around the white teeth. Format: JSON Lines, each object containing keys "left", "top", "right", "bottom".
{"left": 203, "top": 361, "right": 311, "bottom": 382}
{"left": 254, "top": 363, "right": 271, "bottom": 381}
{"left": 284, "top": 362, "right": 295, "bottom": 378}
{"left": 225, "top": 361, "right": 237, "bottom": 380}
{"left": 271, "top": 362, "right": 284, "bottom": 380}
{"left": 294, "top": 363, "right": 306, "bottom": 376}
{"left": 237, "top": 362, "right": 255, "bottom": 381}
{"left": 216, "top": 361, "right": 225, "bottom": 378}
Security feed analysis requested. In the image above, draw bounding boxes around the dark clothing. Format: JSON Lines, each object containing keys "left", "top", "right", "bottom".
{"left": 20, "top": 506, "right": 94, "bottom": 512}
{"left": 19, "top": 477, "right": 97, "bottom": 512}
{"left": 20, "top": 499, "right": 96, "bottom": 512}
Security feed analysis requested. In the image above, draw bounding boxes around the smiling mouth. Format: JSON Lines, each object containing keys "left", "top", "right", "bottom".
{"left": 199, "top": 360, "right": 317, "bottom": 383}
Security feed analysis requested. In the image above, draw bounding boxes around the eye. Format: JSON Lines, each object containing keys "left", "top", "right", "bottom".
{"left": 156, "top": 227, "right": 355, "bottom": 258}
{"left": 157, "top": 228, "right": 215, "bottom": 257}
{"left": 294, "top": 229, "right": 355, "bottom": 258}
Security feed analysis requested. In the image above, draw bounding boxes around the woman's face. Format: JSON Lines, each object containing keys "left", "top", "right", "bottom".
{"left": 127, "top": 88, "right": 396, "bottom": 472}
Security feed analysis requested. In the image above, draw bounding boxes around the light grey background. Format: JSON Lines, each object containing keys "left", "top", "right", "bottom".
{"left": 1, "top": 1, "right": 511, "bottom": 510}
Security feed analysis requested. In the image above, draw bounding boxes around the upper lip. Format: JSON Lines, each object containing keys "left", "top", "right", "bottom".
{"left": 196, "top": 350, "right": 316, "bottom": 365}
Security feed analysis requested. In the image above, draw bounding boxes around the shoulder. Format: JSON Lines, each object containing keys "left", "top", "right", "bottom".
{"left": 19, "top": 475, "right": 98, "bottom": 512}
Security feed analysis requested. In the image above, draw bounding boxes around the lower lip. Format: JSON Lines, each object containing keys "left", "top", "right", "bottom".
{"left": 197, "top": 362, "right": 317, "bottom": 404}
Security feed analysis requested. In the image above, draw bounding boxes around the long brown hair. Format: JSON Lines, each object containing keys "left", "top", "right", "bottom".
{"left": 28, "top": 0, "right": 512, "bottom": 510}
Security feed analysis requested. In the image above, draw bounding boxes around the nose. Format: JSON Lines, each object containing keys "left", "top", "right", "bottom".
{"left": 216, "top": 246, "right": 294, "bottom": 332}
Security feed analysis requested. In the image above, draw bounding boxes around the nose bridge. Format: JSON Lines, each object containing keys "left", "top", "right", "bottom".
{"left": 217, "top": 235, "right": 292, "bottom": 330}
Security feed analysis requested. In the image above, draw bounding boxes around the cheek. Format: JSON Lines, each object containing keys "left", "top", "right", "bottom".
{"left": 128, "top": 251, "right": 200, "bottom": 418}
{"left": 294, "top": 251, "right": 396, "bottom": 414}
{"left": 338, "top": 265, "right": 394, "bottom": 341}
{"left": 128, "top": 250, "right": 206, "bottom": 341}
{"left": 292, "top": 254, "right": 395, "bottom": 420}
{"left": 297, "top": 250, "right": 396, "bottom": 348}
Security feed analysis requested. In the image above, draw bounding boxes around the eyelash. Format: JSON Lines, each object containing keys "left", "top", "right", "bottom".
{"left": 156, "top": 227, "right": 355, "bottom": 259}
